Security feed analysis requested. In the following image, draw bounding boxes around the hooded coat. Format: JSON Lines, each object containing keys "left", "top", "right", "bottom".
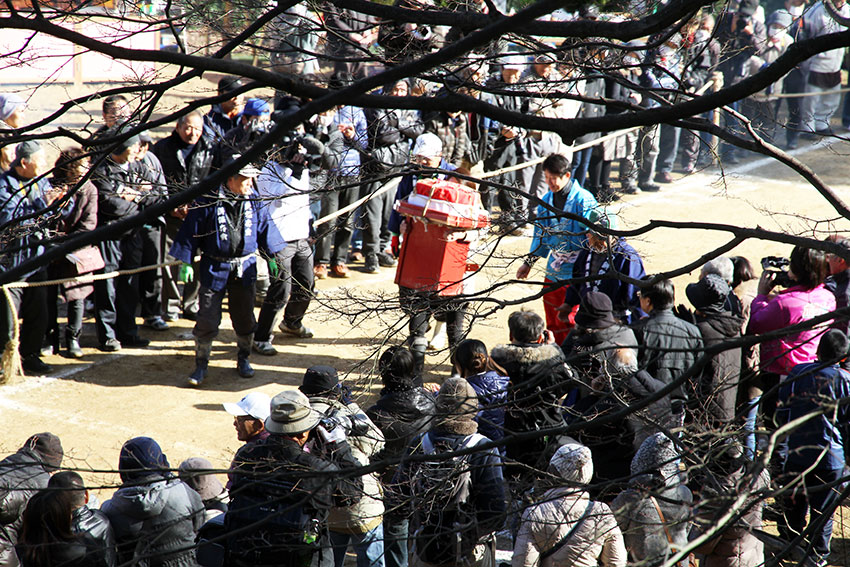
{"left": 491, "top": 343, "right": 578, "bottom": 468}
{"left": 513, "top": 444, "right": 627, "bottom": 567}
{"left": 694, "top": 310, "right": 745, "bottom": 424}
{"left": 102, "top": 438, "right": 204, "bottom": 567}
{"left": 0, "top": 438, "right": 63, "bottom": 567}
{"left": 610, "top": 433, "right": 693, "bottom": 566}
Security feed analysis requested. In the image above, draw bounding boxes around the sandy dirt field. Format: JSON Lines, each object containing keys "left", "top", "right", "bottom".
{"left": 5, "top": 75, "right": 850, "bottom": 562}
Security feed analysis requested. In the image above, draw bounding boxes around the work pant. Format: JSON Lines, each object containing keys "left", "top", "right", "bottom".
{"left": 139, "top": 224, "right": 164, "bottom": 320}
{"left": 255, "top": 240, "right": 314, "bottom": 343}
{"left": 316, "top": 175, "right": 360, "bottom": 266}
{"left": 329, "top": 525, "right": 384, "bottom": 567}
{"left": 656, "top": 124, "right": 681, "bottom": 174}
{"left": 780, "top": 466, "right": 844, "bottom": 561}
{"left": 193, "top": 274, "right": 257, "bottom": 343}
{"left": 94, "top": 232, "right": 142, "bottom": 344}
{"left": 361, "top": 180, "right": 394, "bottom": 261}
{"left": 399, "top": 286, "right": 467, "bottom": 376}
{"left": 802, "top": 82, "right": 842, "bottom": 133}
{"left": 164, "top": 216, "right": 200, "bottom": 318}
{"left": 779, "top": 68, "right": 807, "bottom": 145}
{"left": 0, "top": 270, "right": 48, "bottom": 358}
{"left": 637, "top": 123, "right": 660, "bottom": 184}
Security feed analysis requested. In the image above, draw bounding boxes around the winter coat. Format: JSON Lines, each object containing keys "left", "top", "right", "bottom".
{"left": 309, "top": 397, "right": 386, "bottom": 534}
{"left": 825, "top": 269, "right": 850, "bottom": 334}
{"left": 529, "top": 182, "right": 598, "bottom": 281}
{"left": 151, "top": 131, "right": 216, "bottom": 191}
{"left": 748, "top": 284, "right": 836, "bottom": 375}
{"left": 72, "top": 506, "right": 117, "bottom": 567}
{"left": 466, "top": 370, "right": 509, "bottom": 443}
{"left": 562, "top": 239, "right": 646, "bottom": 324}
{"left": 0, "top": 448, "right": 55, "bottom": 567}
{"left": 513, "top": 487, "right": 627, "bottom": 567}
{"left": 102, "top": 478, "right": 204, "bottom": 567}
{"left": 491, "top": 343, "right": 579, "bottom": 468}
{"left": 573, "top": 75, "right": 606, "bottom": 146}
{"left": 632, "top": 309, "right": 703, "bottom": 402}
{"left": 91, "top": 158, "right": 165, "bottom": 228}
{"left": 694, "top": 310, "right": 745, "bottom": 424}
{"left": 422, "top": 109, "right": 471, "bottom": 168}
{"left": 364, "top": 102, "right": 422, "bottom": 172}
{"left": 715, "top": 11, "right": 767, "bottom": 84}
{"left": 562, "top": 323, "right": 638, "bottom": 377}
{"left": 225, "top": 435, "right": 364, "bottom": 565}
{"left": 367, "top": 387, "right": 436, "bottom": 486}
{"left": 803, "top": 1, "right": 850, "bottom": 74}
{"left": 610, "top": 433, "right": 693, "bottom": 567}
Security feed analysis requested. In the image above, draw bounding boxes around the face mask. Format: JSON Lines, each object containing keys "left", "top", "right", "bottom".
{"left": 789, "top": 5, "right": 804, "bottom": 17}
{"left": 769, "top": 25, "right": 784, "bottom": 39}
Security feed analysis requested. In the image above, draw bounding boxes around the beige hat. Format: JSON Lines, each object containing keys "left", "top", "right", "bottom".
{"left": 265, "top": 390, "right": 321, "bottom": 434}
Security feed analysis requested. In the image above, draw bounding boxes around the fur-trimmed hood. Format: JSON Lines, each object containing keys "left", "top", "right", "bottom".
{"left": 490, "top": 343, "right": 564, "bottom": 367}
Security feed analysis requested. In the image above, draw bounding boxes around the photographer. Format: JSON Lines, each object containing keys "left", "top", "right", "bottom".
{"left": 299, "top": 366, "right": 386, "bottom": 567}
{"left": 745, "top": 245, "right": 835, "bottom": 456}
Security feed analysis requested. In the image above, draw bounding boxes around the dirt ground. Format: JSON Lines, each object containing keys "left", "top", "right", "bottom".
{"left": 5, "top": 75, "right": 850, "bottom": 562}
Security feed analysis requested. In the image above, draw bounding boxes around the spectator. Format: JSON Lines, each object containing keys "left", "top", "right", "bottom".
{"left": 152, "top": 111, "right": 216, "bottom": 322}
{"left": 393, "top": 377, "right": 506, "bottom": 567}
{"left": 102, "top": 437, "right": 204, "bottom": 567}
{"left": 324, "top": 6, "right": 376, "bottom": 77}
{"left": 516, "top": 153, "right": 598, "bottom": 344}
{"left": 219, "top": 98, "right": 272, "bottom": 159}
{"left": 378, "top": 0, "right": 440, "bottom": 66}
{"left": 299, "top": 366, "right": 386, "bottom": 567}
{"left": 224, "top": 389, "right": 363, "bottom": 567}
{"left": 366, "top": 347, "right": 435, "bottom": 567}
{"left": 91, "top": 130, "right": 163, "bottom": 352}
{"left": 91, "top": 95, "right": 131, "bottom": 140}
{"left": 21, "top": 470, "right": 117, "bottom": 567}
{"left": 252, "top": 147, "right": 316, "bottom": 356}
{"left": 491, "top": 310, "right": 578, "bottom": 471}
{"left": 0, "top": 141, "right": 69, "bottom": 374}
{"left": 699, "top": 257, "right": 742, "bottom": 316}
{"left": 776, "top": 329, "right": 850, "bottom": 566}
{"left": 0, "top": 93, "right": 26, "bottom": 171}
{"left": 772, "top": 0, "right": 808, "bottom": 149}
{"left": 451, "top": 339, "right": 510, "bottom": 444}
{"left": 747, "top": 245, "right": 835, "bottom": 440}
{"left": 824, "top": 235, "right": 850, "bottom": 334}
{"left": 204, "top": 76, "right": 245, "bottom": 141}
{"left": 178, "top": 458, "right": 228, "bottom": 522}
{"left": 611, "top": 433, "right": 693, "bottom": 566}
{"left": 684, "top": 274, "right": 744, "bottom": 426}
{"left": 801, "top": 0, "right": 850, "bottom": 136}
{"left": 512, "top": 443, "right": 627, "bottom": 567}
{"left": 731, "top": 256, "right": 759, "bottom": 324}
{"left": 0, "top": 433, "right": 64, "bottom": 567}
{"left": 169, "top": 163, "right": 285, "bottom": 386}
{"left": 224, "top": 391, "right": 271, "bottom": 448}
{"left": 632, "top": 277, "right": 703, "bottom": 425}
{"left": 556, "top": 210, "right": 646, "bottom": 325}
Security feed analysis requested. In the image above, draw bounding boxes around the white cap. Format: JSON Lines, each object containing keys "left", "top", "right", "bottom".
{"left": 413, "top": 133, "right": 443, "bottom": 158}
{"left": 501, "top": 54, "right": 527, "bottom": 70}
{"left": 223, "top": 392, "right": 271, "bottom": 421}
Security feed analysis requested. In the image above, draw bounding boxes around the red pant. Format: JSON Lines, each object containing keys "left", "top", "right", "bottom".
{"left": 542, "top": 279, "right": 578, "bottom": 345}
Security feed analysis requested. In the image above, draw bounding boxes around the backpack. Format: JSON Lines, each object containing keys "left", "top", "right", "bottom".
{"left": 412, "top": 432, "right": 487, "bottom": 565}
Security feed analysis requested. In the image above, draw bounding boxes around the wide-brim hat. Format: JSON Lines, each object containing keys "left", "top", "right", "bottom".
{"left": 265, "top": 390, "right": 321, "bottom": 435}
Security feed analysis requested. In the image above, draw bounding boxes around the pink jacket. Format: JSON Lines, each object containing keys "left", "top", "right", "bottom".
{"left": 747, "top": 284, "right": 836, "bottom": 375}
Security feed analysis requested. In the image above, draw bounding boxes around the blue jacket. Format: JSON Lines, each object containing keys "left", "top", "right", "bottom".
{"left": 530, "top": 180, "right": 598, "bottom": 280}
{"left": 466, "top": 370, "right": 509, "bottom": 442}
{"left": 0, "top": 171, "right": 69, "bottom": 275}
{"left": 778, "top": 361, "right": 850, "bottom": 471}
{"left": 169, "top": 187, "right": 285, "bottom": 292}
{"left": 563, "top": 238, "right": 647, "bottom": 324}
{"left": 387, "top": 159, "right": 458, "bottom": 235}
{"left": 331, "top": 106, "right": 368, "bottom": 176}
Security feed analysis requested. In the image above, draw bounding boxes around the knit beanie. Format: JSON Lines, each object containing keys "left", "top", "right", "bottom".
{"left": 434, "top": 377, "right": 479, "bottom": 435}
{"left": 548, "top": 442, "right": 593, "bottom": 486}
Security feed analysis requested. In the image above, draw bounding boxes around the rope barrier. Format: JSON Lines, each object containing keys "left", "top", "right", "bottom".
{"left": 313, "top": 178, "right": 401, "bottom": 228}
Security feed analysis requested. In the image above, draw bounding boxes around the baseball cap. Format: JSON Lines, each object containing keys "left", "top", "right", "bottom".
{"left": 223, "top": 391, "right": 271, "bottom": 421}
{"left": 242, "top": 98, "right": 270, "bottom": 117}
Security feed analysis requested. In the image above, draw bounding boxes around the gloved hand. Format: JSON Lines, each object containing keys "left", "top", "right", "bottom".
{"left": 268, "top": 258, "right": 279, "bottom": 279}
{"left": 178, "top": 263, "right": 194, "bottom": 283}
{"left": 391, "top": 235, "right": 400, "bottom": 257}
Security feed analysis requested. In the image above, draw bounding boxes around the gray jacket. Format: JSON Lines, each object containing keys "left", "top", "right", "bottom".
{"left": 103, "top": 478, "right": 204, "bottom": 567}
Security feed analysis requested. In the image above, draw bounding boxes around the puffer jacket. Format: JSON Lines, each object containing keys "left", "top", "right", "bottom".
{"left": 367, "top": 387, "right": 436, "bottom": 486}
{"left": 72, "top": 506, "right": 117, "bottom": 567}
{"left": 102, "top": 478, "right": 204, "bottom": 567}
{"left": 748, "top": 284, "right": 836, "bottom": 375}
{"left": 466, "top": 370, "right": 509, "bottom": 443}
{"left": 632, "top": 309, "right": 703, "bottom": 403}
{"left": 0, "top": 448, "right": 54, "bottom": 567}
{"left": 310, "top": 397, "right": 386, "bottom": 534}
{"left": 694, "top": 310, "right": 745, "bottom": 424}
{"left": 610, "top": 433, "right": 693, "bottom": 566}
{"left": 513, "top": 488, "right": 627, "bottom": 567}
{"left": 491, "top": 343, "right": 579, "bottom": 468}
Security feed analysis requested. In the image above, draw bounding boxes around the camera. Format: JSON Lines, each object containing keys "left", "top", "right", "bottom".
{"left": 761, "top": 256, "right": 793, "bottom": 287}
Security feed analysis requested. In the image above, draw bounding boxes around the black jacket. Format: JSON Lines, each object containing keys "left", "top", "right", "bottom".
{"left": 91, "top": 159, "right": 165, "bottom": 226}
{"left": 225, "top": 435, "right": 363, "bottom": 566}
{"left": 151, "top": 131, "right": 216, "bottom": 191}
{"left": 490, "top": 343, "right": 579, "bottom": 468}
{"left": 0, "top": 448, "right": 54, "bottom": 567}
{"left": 367, "top": 387, "right": 436, "bottom": 486}
{"left": 632, "top": 309, "right": 703, "bottom": 402}
{"left": 19, "top": 506, "right": 118, "bottom": 567}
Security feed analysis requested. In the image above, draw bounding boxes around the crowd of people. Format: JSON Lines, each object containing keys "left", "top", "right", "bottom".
{"left": 1, "top": 0, "right": 850, "bottom": 566}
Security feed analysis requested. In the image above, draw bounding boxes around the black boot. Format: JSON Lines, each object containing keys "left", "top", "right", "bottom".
{"left": 236, "top": 334, "right": 255, "bottom": 378}
{"left": 187, "top": 340, "right": 212, "bottom": 387}
{"left": 65, "top": 329, "right": 83, "bottom": 359}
